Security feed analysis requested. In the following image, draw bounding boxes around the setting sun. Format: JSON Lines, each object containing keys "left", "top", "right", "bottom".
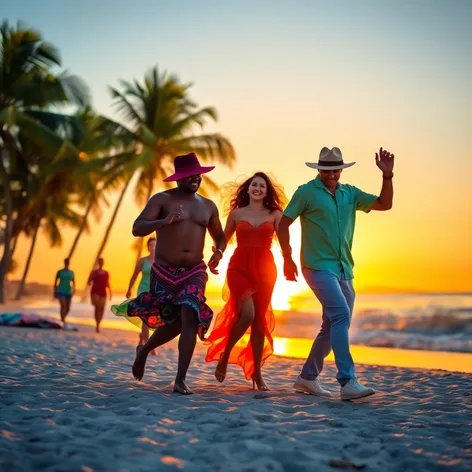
{"left": 210, "top": 222, "right": 305, "bottom": 312}
{"left": 270, "top": 250, "right": 305, "bottom": 311}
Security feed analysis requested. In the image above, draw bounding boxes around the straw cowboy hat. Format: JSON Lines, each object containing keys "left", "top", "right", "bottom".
{"left": 305, "top": 147, "right": 355, "bottom": 170}
{"left": 163, "top": 152, "right": 215, "bottom": 182}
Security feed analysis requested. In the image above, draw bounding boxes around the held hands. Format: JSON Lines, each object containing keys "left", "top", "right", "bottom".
{"left": 283, "top": 256, "right": 298, "bottom": 282}
{"left": 164, "top": 205, "right": 184, "bottom": 225}
{"left": 208, "top": 248, "right": 223, "bottom": 275}
{"left": 375, "top": 147, "right": 394, "bottom": 176}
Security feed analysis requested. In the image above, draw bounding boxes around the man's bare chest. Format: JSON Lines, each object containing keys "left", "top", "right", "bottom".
{"left": 161, "top": 201, "right": 211, "bottom": 227}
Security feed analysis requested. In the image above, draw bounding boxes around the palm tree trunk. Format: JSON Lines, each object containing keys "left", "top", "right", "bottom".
{"left": 0, "top": 154, "right": 14, "bottom": 304}
{"left": 14, "top": 219, "right": 41, "bottom": 300}
{"left": 80, "top": 177, "right": 133, "bottom": 301}
{"left": 132, "top": 178, "right": 154, "bottom": 266}
{"left": 9, "top": 208, "right": 27, "bottom": 260}
{"left": 67, "top": 196, "right": 93, "bottom": 261}
{"left": 10, "top": 233, "right": 19, "bottom": 260}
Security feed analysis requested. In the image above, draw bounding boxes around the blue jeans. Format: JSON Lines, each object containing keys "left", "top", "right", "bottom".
{"left": 300, "top": 268, "right": 356, "bottom": 385}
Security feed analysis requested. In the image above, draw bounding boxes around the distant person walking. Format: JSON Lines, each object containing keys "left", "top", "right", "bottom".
{"left": 278, "top": 146, "right": 394, "bottom": 400}
{"left": 87, "top": 257, "right": 112, "bottom": 333}
{"left": 54, "top": 258, "right": 75, "bottom": 330}
{"left": 126, "top": 237, "right": 157, "bottom": 355}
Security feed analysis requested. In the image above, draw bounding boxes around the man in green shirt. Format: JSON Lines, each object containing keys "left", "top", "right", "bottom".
{"left": 54, "top": 258, "right": 75, "bottom": 330}
{"left": 278, "top": 147, "right": 394, "bottom": 400}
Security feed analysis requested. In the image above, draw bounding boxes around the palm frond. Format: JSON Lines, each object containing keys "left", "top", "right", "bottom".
{"left": 0, "top": 107, "right": 71, "bottom": 156}
{"left": 56, "top": 72, "right": 91, "bottom": 107}
{"left": 169, "top": 107, "right": 218, "bottom": 136}
{"left": 171, "top": 134, "right": 236, "bottom": 167}
{"left": 26, "top": 110, "right": 89, "bottom": 143}
{"left": 109, "top": 86, "right": 143, "bottom": 125}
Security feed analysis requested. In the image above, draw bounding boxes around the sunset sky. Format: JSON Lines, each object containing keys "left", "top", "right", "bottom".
{"left": 4, "top": 0, "right": 472, "bottom": 295}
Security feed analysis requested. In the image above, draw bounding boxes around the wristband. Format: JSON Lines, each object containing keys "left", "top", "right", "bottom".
{"left": 382, "top": 173, "right": 394, "bottom": 180}
{"left": 213, "top": 248, "right": 223, "bottom": 257}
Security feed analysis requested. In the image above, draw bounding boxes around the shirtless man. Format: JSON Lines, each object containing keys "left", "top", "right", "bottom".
{"left": 128, "top": 152, "right": 226, "bottom": 394}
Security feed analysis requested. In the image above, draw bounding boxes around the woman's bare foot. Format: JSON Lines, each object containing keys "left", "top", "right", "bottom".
{"left": 173, "top": 380, "right": 193, "bottom": 395}
{"left": 132, "top": 346, "right": 148, "bottom": 381}
{"left": 215, "top": 355, "right": 228, "bottom": 383}
{"left": 251, "top": 372, "right": 269, "bottom": 391}
{"left": 150, "top": 349, "right": 157, "bottom": 356}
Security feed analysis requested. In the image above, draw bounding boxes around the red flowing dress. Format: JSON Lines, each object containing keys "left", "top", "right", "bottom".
{"left": 205, "top": 220, "right": 277, "bottom": 379}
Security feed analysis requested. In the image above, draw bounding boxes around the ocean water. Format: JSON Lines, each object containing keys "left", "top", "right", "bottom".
{"left": 16, "top": 292, "right": 472, "bottom": 354}
{"left": 278, "top": 292, "right": 472, "bottom": 354}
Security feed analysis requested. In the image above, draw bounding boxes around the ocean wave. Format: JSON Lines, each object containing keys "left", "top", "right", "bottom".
{"left": 354, "top": 308, "right": 472, "bottom": 334}
{"left": 275, "top": 307, "right": 472, "bottom": 353}
{"left": 350, "top": 331, "right": 472, "bottom": 353}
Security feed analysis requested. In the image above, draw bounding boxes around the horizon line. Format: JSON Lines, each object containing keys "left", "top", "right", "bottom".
{"left": 8, "top": 280, "right": 472, "bottom": 297}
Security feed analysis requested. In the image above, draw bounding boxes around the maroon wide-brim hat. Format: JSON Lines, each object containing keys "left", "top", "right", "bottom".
{"left": 163, "top": 152, "right": 215, "bottom": 182}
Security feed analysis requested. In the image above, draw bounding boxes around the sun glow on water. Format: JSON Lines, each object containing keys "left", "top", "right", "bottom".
{"left": 211, "top": 239, "right": 305, "bottom": 312}
{"left": 270, "top": 250, "right": 305, "bottom": 311}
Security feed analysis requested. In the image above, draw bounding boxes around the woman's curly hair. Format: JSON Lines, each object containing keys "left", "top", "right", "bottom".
{"left": 221, "top": 172, "right": 287, "bottom": 216}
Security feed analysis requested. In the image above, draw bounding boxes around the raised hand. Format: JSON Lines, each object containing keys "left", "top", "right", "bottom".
{"left": 164, "top": 205, "right": 184, "bottom": 225}
{"left": 375, "top": 147, "right": 394, "bottom": 175}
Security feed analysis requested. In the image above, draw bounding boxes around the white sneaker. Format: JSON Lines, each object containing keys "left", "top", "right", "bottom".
{"left": 340, "top": 379, "right": 375, "bottom": 400}
{"left": 293, "top": 376, "right": 332, "bottom": 397}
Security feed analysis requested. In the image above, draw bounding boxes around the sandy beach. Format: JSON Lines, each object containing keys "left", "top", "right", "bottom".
{"left": 1, "top": 325, "right": 471, "bottom": 472}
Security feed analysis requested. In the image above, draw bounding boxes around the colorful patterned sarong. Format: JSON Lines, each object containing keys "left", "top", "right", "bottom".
{"left": 111, "top": 261, "right": 213, "bottom": 341}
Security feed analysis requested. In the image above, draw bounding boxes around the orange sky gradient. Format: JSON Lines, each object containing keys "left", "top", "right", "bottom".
{"left": 12, "top": 145, "right": 472, "bottom": 297}
{"left": 4, "top": 1, "right": 472, "bottom": 298}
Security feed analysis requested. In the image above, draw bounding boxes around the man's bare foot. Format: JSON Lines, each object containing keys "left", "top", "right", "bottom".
{"left": 132, "top": 345, "right": 148, "bottom": 381}
{"left": 173, "top": 380, "right": 193, "bottom": 395}
{"left": 215, "top": 355, "right": 228, "bottom": 383}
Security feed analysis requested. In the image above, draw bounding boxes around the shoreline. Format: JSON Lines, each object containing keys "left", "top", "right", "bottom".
{"left": 273, "top": 337, "right": 472, "bottom": 374}
{"left": 3, "top": 303, "right": 472, "bottom": 374}
{"left": 5, "top": 310, "right": 472, "bottom": 374}
{"left": 4, "top": 284, "right": 472, "bottom": 298}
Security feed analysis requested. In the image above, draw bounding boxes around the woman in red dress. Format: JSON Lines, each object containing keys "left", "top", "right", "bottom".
{"left": 87, "top": 257, "right": 112, "bottom": 333}
{"left": 205, "top": 172, "right": 286, "bottom": 390}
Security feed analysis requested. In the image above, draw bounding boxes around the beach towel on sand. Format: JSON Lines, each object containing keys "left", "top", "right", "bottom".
{"left": 0, "top": 313, "right": 62, "bottom": 329}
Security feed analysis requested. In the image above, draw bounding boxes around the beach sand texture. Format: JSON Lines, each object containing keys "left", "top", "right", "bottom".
{"left": 1, "top": 326, "right": 471, "bottom": 472}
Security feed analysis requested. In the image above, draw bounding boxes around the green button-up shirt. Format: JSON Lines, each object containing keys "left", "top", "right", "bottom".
{"left": 284, "top": 175, "right": 377, "bottom": 279}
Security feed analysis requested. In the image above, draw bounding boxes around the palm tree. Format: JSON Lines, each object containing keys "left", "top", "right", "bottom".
{"left": 60, "top": 107, "right": 135, "bottom": 262}
{"left": 12, "top": 128, "right": 87, "bottom": 300}
{"left": 12, "top": 104, "right": 131, "bottom": 300}
{"left": 14, "top": 198, "right": 83, "bottom": 300}
{"left": 86, "top": 67, "right": 236, "bottom": 282}
{"left": 0, "top": 21, "right": 89, "bottom": 303}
